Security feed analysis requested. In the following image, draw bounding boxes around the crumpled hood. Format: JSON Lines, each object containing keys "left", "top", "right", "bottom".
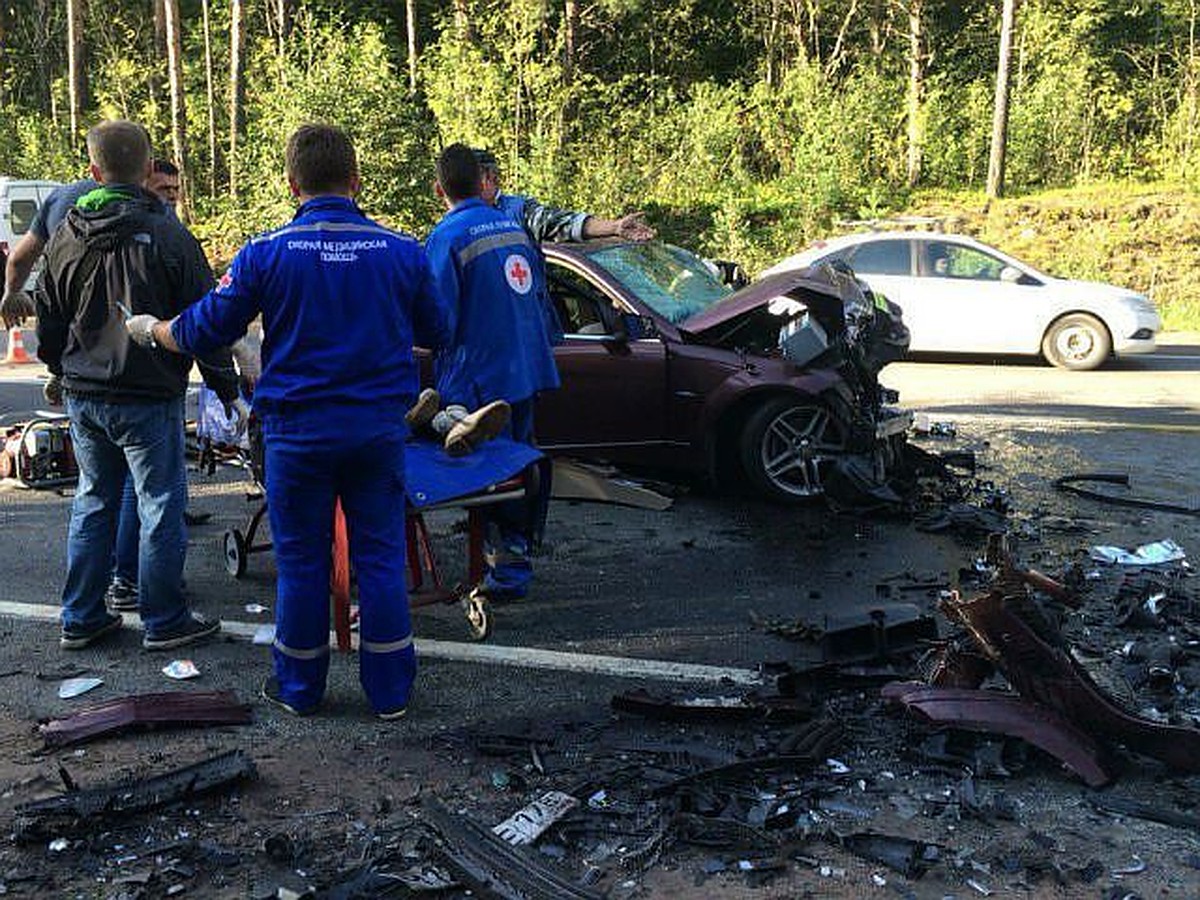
{"left": 679, "top": 264, "right": 870, "bottom": 337}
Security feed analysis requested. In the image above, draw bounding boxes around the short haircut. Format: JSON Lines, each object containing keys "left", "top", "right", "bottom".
{"left": 437, "top": 143, "right": 481, "bottom": 202}
{"left": 85, "top": 120, "right": 151, "bottom": 184}
{"left": 152, "top": 158, "right": 179, "bottom": 176}
{"left": 285, "top": 124, "right": 358, "bottom": 195}
{"left": 473, "top": 147, "right": 500, "bottom": 177}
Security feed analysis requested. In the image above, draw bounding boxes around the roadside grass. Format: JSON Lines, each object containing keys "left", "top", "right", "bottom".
{"left": 904, "top": 181, "right": 1200, "bottom": 331}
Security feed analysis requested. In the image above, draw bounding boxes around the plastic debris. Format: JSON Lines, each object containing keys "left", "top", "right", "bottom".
{"left": 57, "top": 677, "right": 103, "bottom": 699}
{"left": 252, "top": 625, "right": 276, "bottom": 646}
{"left": 492, "top": 791, "right": 578, "bottom": 846}
{"left": 48, "top": 838, "right": 68, "bottom": 852}
{"left": 966, "top": 878, "right": 994, "bottom": 896}
{"left": 244, "top": 603, "right": 268, "bottom": 615}
{"left": 162, "top": 660, "right": 201, "bottom": 680}
{"left": 1112, "top": 855, "right": 1146, "bottom": 878}
{"left": 826, "top": 759, "right": 851, "bottom": 775}
{"left": 1090, "top": 540, "right": 1186, "bottom": 567}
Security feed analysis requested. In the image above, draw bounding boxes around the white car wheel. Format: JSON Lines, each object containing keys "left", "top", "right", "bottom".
{"left": 1042, "top": 313, "right": 1111, "bottom": 371}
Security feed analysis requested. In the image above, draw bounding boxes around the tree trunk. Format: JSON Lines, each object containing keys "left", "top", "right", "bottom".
{"left": 228, "top": 0, "right": 245, "bottom": 197}
{"left": 149, "top": 0, "right": 165, "bottom": 110}
{"left": 275, "top": 0, "right": 292, "bottom": 58}
{"left": 986, "top": 0, "right": 1018, "bottom": 199}
{"left": 202, "top": 0, "right": 218, "bottom": 198}
{"left": 66, "top": 0, "right": 87, "bottom": 137}
{"left": 406, "top": 0, "right": 418, "bottom": 93}
{"left": 0, "top": 0, "right": 8, "bottom": 106}
{"left": 564, "top": 0, "right": 578, "bottom": 84}
{"left": 906, "top": 0, "right": 924, "bottom": 187}
{"left": 454, "top": 0, "right": 474, "bottom": 43}
{"left": 164, "top": 0, "right": 190, "bottom": 220}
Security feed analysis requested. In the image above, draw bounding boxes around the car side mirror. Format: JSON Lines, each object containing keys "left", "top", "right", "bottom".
{"left": 1000, "top": 265, "right": 1023, "bottom": 284}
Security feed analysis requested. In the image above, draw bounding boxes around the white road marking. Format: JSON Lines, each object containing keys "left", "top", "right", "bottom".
{"left": 0, "top": 601, "right": 764, "bottom": 687}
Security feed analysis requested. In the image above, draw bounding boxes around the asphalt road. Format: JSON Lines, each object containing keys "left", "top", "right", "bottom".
{"left": 884, "top": 336, "right": 1200, "bottom": 430}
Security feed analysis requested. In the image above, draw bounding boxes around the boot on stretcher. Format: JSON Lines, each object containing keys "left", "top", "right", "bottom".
{"left": 443, "top": 401, "right": 511, "bottom": 457}
{"left": 405, "top": 388, "right": 441, "bottom": 431}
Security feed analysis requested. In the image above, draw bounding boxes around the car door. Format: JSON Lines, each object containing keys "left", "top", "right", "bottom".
{"left": 908, "top": 239, "right": 1045, "bottom": 353}
{"left": 534, "top": 258, "right": 669, "bottom": 453}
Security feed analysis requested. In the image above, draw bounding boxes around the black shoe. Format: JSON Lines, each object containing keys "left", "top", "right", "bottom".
{"left": 61, "top": 612, "right": 123, "bottom": 650}
{"left": 183, "top": 509, "right": 212, "bottom": 526}
{"left": 142, "top": 614, "right": 221, "bottom": 650}
{"left": 105, "top": 576, "right": 139, "bottom": 612}
{"left": 260, "top": 676, "right": 317, "bottom": 717}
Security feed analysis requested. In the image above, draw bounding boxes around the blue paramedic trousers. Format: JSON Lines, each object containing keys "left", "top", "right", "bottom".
{"left": 261, "top": 403, "right": 414, "bottom": 715}
{"left": 482, "top": 398, "right": 541, "bottom": 600}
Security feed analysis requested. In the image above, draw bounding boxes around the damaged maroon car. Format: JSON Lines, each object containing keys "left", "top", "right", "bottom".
{"left": 534, "top": 240, "right": 911, "bottom": 503}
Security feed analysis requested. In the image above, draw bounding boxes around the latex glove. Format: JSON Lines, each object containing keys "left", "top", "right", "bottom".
{"left": 614, "top": 213, "right": 656, "bottom": 242}
{"left": 42, "top": 374, "right": 63, "bottom": 407}
{"left": 0, "top": 289, "right": 35, "bottom": 329}
{"left": 223, "top": 397, "right": 251, "bottom": 437}
{"left": 126, "top": 314, "right": 161, "bottom": 348}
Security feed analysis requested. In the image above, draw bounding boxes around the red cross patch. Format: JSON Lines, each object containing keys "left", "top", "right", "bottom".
{"left": 217, "top": 271, "right": 234, "bottom": 292}
{"left": 504, "top": 254, "right": 533, "bottom": 295}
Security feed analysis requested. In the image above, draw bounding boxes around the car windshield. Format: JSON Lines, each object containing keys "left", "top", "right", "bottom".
{"left": 585, "top": 242, "right": 732, "bottom": 324}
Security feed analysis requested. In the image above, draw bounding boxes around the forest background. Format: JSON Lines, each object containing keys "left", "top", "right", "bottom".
{"left": 1, "top": 0, "right": 1199, "bottom": 327}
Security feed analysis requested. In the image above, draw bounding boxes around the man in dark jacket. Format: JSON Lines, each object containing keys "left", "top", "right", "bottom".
{"left": 37, "top": 119, "right": 234, "bottom": 651}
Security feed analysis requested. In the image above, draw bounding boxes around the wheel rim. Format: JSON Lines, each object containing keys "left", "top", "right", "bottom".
{"left": 758, "top": 405, "right": 843, "bottom": 497}
{"left": 1053, "top": 324, "right": 1098, "bottom": 364}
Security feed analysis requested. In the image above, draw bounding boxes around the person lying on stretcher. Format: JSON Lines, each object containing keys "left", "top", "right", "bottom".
{"left": 405, "top": 387, "right": 509, "bottom": 457}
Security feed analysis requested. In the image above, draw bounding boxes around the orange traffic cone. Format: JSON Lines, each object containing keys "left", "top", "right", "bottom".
{"left": 4, "top": 326, "right": 32, "bottom": 364}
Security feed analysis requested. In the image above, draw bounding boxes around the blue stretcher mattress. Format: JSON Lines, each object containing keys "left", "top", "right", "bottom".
{"left": 405, "top": 437, "right": 543, "bottom": 509}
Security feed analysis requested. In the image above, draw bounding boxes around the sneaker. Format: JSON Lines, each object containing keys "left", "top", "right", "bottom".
{"left": 142, "top": 614, "right": 221, "bottom": 650}
{"left": 60, "top": 612, "right": 123, "bottom": 650}
{"left": 444, "top": 400, "right": 511, "bottom": 457}
{"left": 405, "top": 387, "right": 441, "bottom": 431}
{"left": 260, "top": 675, "right": 318, "bottom": 717}
{"left": 105, "top": 576, "right": 139, "bottom": 612}
{"left": 375, "top": 705, "right": 408, "bottom": 721}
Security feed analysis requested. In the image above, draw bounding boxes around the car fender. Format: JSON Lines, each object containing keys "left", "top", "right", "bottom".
{"left": 698, "top": 367, "right": 849, "bottom": 479}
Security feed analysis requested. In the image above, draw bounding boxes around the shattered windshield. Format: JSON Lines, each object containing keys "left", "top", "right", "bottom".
{"left": 586, "top": 242, "right": 733, "bottom": 324}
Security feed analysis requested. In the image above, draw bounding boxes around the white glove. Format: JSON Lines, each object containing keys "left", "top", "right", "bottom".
{"left": 1, "top": 289, "right": 35, "bottom": 328}
{"left": 223, "top": 397, "right": 251, "bottom": 437}
{"left": 126, "top": 314, "right": 161, "bottom": 348}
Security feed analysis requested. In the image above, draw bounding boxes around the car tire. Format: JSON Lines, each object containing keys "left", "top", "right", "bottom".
{"left": 1041, "top": 313, "right": 1111, "bottom": 371}
{"left": 738, "top": 397, "right": 845, "bottom": 503}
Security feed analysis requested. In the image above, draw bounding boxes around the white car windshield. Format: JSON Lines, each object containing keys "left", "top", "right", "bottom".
{"left": 586, "top": 242, "right": 732, "bottom": 324}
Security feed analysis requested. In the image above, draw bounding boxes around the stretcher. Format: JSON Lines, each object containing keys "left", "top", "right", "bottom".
{"left": 220, "top": 425, "right": 547, "bottom": 644}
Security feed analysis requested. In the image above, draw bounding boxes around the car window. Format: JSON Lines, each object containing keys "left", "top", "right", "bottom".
{"left": 585, "top": 243, "right": 732, "bottom": 324}
{"left": 925, "top": 242, "right": 1005, "bottom": 281}
{"left": 845, "top": 240, "right": 911, "bottom": 276}
{"left": 547, "top": 261, "right": 613, "bottom": 335}
{"left": 9, "top": 199, "right": 37, "bottom": 236}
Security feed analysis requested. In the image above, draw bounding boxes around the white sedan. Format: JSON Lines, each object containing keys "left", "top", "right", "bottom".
{"left": 761, "top": 231, "right": 1161, "bottom": 370}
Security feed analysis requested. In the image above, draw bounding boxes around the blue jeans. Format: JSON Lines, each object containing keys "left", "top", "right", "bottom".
{"left": 112, "top": 474, "right": 139, "bottom": 584}
{"left": 261, "top": 402, "right": 415, "bottom": 714}
{"left": 63, "top": 396, "right": 189, "bottom": 636}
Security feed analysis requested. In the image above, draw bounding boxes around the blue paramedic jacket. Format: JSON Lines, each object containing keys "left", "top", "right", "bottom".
{"left": 172, "top": 196, "right": 450, "bottom": 412}
{"left": 424, "top": 197, "right": 560, "bottom": 407}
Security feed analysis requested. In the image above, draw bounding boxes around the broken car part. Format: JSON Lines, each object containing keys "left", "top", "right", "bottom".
{"left": 1054, "top": 473, "right": 1200, "bottom": 517}
{"left": 610, "top": 688, "right": 813, "bottom": 723}
{"left": 492, "top": 791, "right": 579, "bottom": 846}
{"left": 1090, "top": 794, "right": 1200, "bottom": 834}
{"left": 838, "top": 831, "right": 938, "bottom": 879}
{"left": 819, "top": 604, "right": 938, "bottom": 664}
{"left": 882, "top": 682, "right": 1116, "bottom": 787}
{"left": 941, "top": 589, "right": 1200, "bottom": 772}
{"left": 424, "top": 800, "right": 602, "bottom": 900}
{"left": 14, "top": 750, "right": 256, "bottom": 841}
{"left": 38, "top": 690, "right": 253, "bottom": 748}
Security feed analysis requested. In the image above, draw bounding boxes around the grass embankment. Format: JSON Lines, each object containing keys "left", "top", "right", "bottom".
{"left": 903, "top": 182, "right": 1200, "bottom": 331}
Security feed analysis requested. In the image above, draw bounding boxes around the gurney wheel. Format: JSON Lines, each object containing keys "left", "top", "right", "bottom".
{"left": 224, "top": 528, "right": 247, "bottom": 579}
{"left": 464, "top": 589, "right": 491, "bottom": 642}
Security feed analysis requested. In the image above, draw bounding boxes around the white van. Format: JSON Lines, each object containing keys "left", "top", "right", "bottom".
{"left": 1, "top": 178, "right": 64, "bottom": 289}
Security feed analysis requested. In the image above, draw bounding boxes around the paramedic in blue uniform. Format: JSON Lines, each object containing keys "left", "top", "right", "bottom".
{"left": 126, "top": 124, "right": 451, "bottom": 718}
{"left": 425, "top": 144, "right": 560, "bottom": 601}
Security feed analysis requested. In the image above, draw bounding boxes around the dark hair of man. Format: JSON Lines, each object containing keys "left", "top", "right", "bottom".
{"left": 285, "top": 124, "right": 358, "bottom": 195}
{"left": 437, "top": 143, "right": 482, "bottom": 202}
{"left": 85, "top": 120, "right": 151, "bottom": 185}
{"left": 152, "top": 158, "right": 180, "bottom": 176}
{"left": 473, "top": 147, "right": 500, "bottom": 178}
